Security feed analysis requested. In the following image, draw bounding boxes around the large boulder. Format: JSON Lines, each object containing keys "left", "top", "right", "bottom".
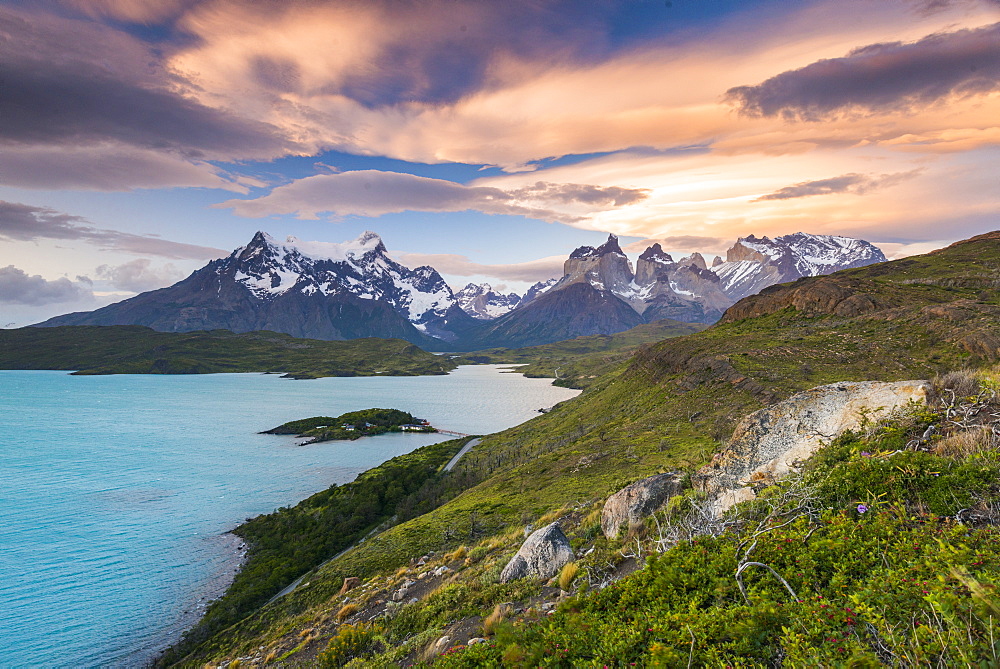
{"left": 601, "top": 472, "right": 685, "bottom": 539}
{"left": 696, "top": 380, "right": 931, "bottom": 511}
{"left": 499, "top": 523, "right": 574, "bottom": 583}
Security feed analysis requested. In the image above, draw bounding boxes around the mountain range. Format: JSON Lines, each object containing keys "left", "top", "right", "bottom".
{"left": 38, "top": 230, "right": 886, "bottom": 349}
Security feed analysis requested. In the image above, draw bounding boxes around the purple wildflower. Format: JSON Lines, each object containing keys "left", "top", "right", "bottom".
{"left": 857, "top": 504, "right": 869, "bottom": 514}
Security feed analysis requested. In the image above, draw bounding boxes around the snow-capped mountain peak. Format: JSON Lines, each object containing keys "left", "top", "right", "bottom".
{"left": 713, "top": 232, "right": 886, "bottom": 301}
{"left": 455, "top": 283, "right": 522, "bottom": 320}
{"left": 638, "top": 243, "right": 673, "bottom": 265}
{"left": 569, "top": 234, "right": 625, "bottom": 259}
{"left": 223, "top": 230, "right": 468, "bottom": 339}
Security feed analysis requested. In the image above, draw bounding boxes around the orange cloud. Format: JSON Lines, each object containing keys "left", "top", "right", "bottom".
{"left": 162, "top": 0, "right": 1000, "bottom": 168}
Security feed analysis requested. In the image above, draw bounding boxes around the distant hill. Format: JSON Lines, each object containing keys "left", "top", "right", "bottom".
{"left": 456, "top": 318, "right": 707, "bottom": 388}
{"left": 0, "top": 325, "right": 456, "bottom": 378}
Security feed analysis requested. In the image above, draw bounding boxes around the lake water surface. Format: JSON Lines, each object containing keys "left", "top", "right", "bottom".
{"left": 0, "top": 366, "right": 578, "bottom": 666}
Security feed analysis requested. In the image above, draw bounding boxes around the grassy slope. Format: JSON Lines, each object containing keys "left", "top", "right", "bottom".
{"left": 0, "top": 326, "right": 457, "bottom": 377}
{"left": 452, "top": 319, "right": 707, "bottom": 388}
{"left": 438, "top": 411, "right": 1000, "bottom": 666}
{"left": 160, "top": 438, "right": 472, "bottom": 665}
{"left": 172, "top": 232, "right": 1000, "bottom": 664}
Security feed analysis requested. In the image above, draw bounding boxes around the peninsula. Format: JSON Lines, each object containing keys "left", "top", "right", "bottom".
{"left": 0, "top": 326, "right": 456, "bottom": 378}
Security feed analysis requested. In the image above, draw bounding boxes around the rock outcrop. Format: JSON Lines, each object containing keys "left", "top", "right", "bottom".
{"left": 719, "top": 276, "right": 882, "bottom": 323}
{"left": 696, "top": 380, "right": 932, "bottom": 511}
{"left": 602, "top": 472, "right": 685, "bottom": 538}
{"left": 499, "top": 523, "right": 574, "bottom": 583}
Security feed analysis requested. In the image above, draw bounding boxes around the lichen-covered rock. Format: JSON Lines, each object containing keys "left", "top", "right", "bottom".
{"left": 696, "top": 380, "right": 931, "bottom": 511}
{"left": 601, "top": 472, "right": 685, "bottom": 538}
{"left": 499, "top": 523, "right": 574, "bottom": 583}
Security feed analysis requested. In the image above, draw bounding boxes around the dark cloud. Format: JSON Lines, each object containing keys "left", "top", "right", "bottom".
{"left": 316, "top": 0, "right": 615, "bottom": 107}
{"left": 59, "top": 0, "right": 628, "bottom": 108}
{"left": 909, "top": 0, "right": 1000, "bottom": 15}
{"left": 0, "top": 265, "right": 91, "bottom": 305}
{"left": 0, "top": 200, "right": 227, "bottom": 260}
{"left": 95, "top": 259, "right": 183, "bottom": 292}
{"left": 726, "top": 22, "right": 1000, "bottom": 121}
{"left": 0, "top": 8, "right": 288, "bottom": 160}
{"left": 754, "top": 170, "right": 923, "bottom": 201}
{"left": 0, "top": 145, "right": 239, "bottom": 191}
{"left": 62, "top": 0, "right": 204, "bottom": 23}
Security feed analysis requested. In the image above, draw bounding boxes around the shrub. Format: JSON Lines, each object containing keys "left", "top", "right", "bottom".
{"left": 481, "top": 604, "right": 506, "bottom": 637}
{"left": 335, "top": 603, "right": 358, "bottom": 623}
{"left": 444, "top": 545, "right": 468, "bottom": 562}
{"left": 466, "top": 546, "right": 488, "bottom": 564}
{"left": 934, "top": 426, "right": 997, "bottom": 457}
{"left": 558, "top": 562, "right": 579, "bottom": 591}
{"left": 935, "top": 369, "right": 981, "bottom": 399}
{"left": 317, "top": 623, "right": 381, "bottom": 668}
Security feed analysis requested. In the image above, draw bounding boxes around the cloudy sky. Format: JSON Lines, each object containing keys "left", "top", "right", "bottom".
{"left": 1, "top": 0, "right": 998, "bottom": 325}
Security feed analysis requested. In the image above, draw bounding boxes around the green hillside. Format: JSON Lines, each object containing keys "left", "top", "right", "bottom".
{"left": 162, "top": 232, "right": 1000, "bottom": 666}
{"left": 0, "top": 326, "right": 456, "bottom": 378}
{"left": 454, "top": 318, "right": 707, "bottom": 388}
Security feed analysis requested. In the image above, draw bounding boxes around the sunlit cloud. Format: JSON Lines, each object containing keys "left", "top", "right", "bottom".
{"left": 621, "top": 236, "right": 731, "bottom": 256}
{"left": 754, "top": 170, "right": 924, "bottom": 201}
{"left": 219, "top": 170, "right": 648, "bottom": 222}
{"left": 162, "top": 0, "right": 1000, "bottom": 169}
{"left": 469, "top": 142, "right": 999, "bottom": 247}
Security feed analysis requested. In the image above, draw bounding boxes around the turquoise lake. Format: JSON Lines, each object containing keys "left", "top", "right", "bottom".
{"left": 0, "top": 366, "right": 578, "bottom": 667}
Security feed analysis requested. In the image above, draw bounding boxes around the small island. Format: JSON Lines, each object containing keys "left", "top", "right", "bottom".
{"left": 261, "top": 408, "right": 436, "bottom": 444}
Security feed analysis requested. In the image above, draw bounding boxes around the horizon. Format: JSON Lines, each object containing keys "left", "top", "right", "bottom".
{"left": 1, "top": 0, "right": 998, "bottom": 326}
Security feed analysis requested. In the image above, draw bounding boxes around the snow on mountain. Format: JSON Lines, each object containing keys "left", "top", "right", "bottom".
{"left": 711, "top": 232, "right": 887, "bottom": 301}
{"left": 520, "top": 278, "right": 558, "bottom": 306}
{"left": 530, "top": 231, "right": 886, "bottom": 326}
{"left": 454, "top": 283, "right": 522, "bottom": 320}
{"left": 229, "top": 230, "right": 458, "bottom": 330}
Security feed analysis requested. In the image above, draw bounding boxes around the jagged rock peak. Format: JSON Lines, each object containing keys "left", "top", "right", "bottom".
{"left": 569, "top": 233, "right": 625, "bottom": 259}
{"left": 638, "top": 243, "right": 673, "bottom": 264}
{"left": 677, "top": 252, "right": 708, "bottom": 270}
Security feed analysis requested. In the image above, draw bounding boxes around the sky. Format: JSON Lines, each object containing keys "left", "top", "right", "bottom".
{"left": 1, "top": 0, "right": 999, "bottom": 326}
